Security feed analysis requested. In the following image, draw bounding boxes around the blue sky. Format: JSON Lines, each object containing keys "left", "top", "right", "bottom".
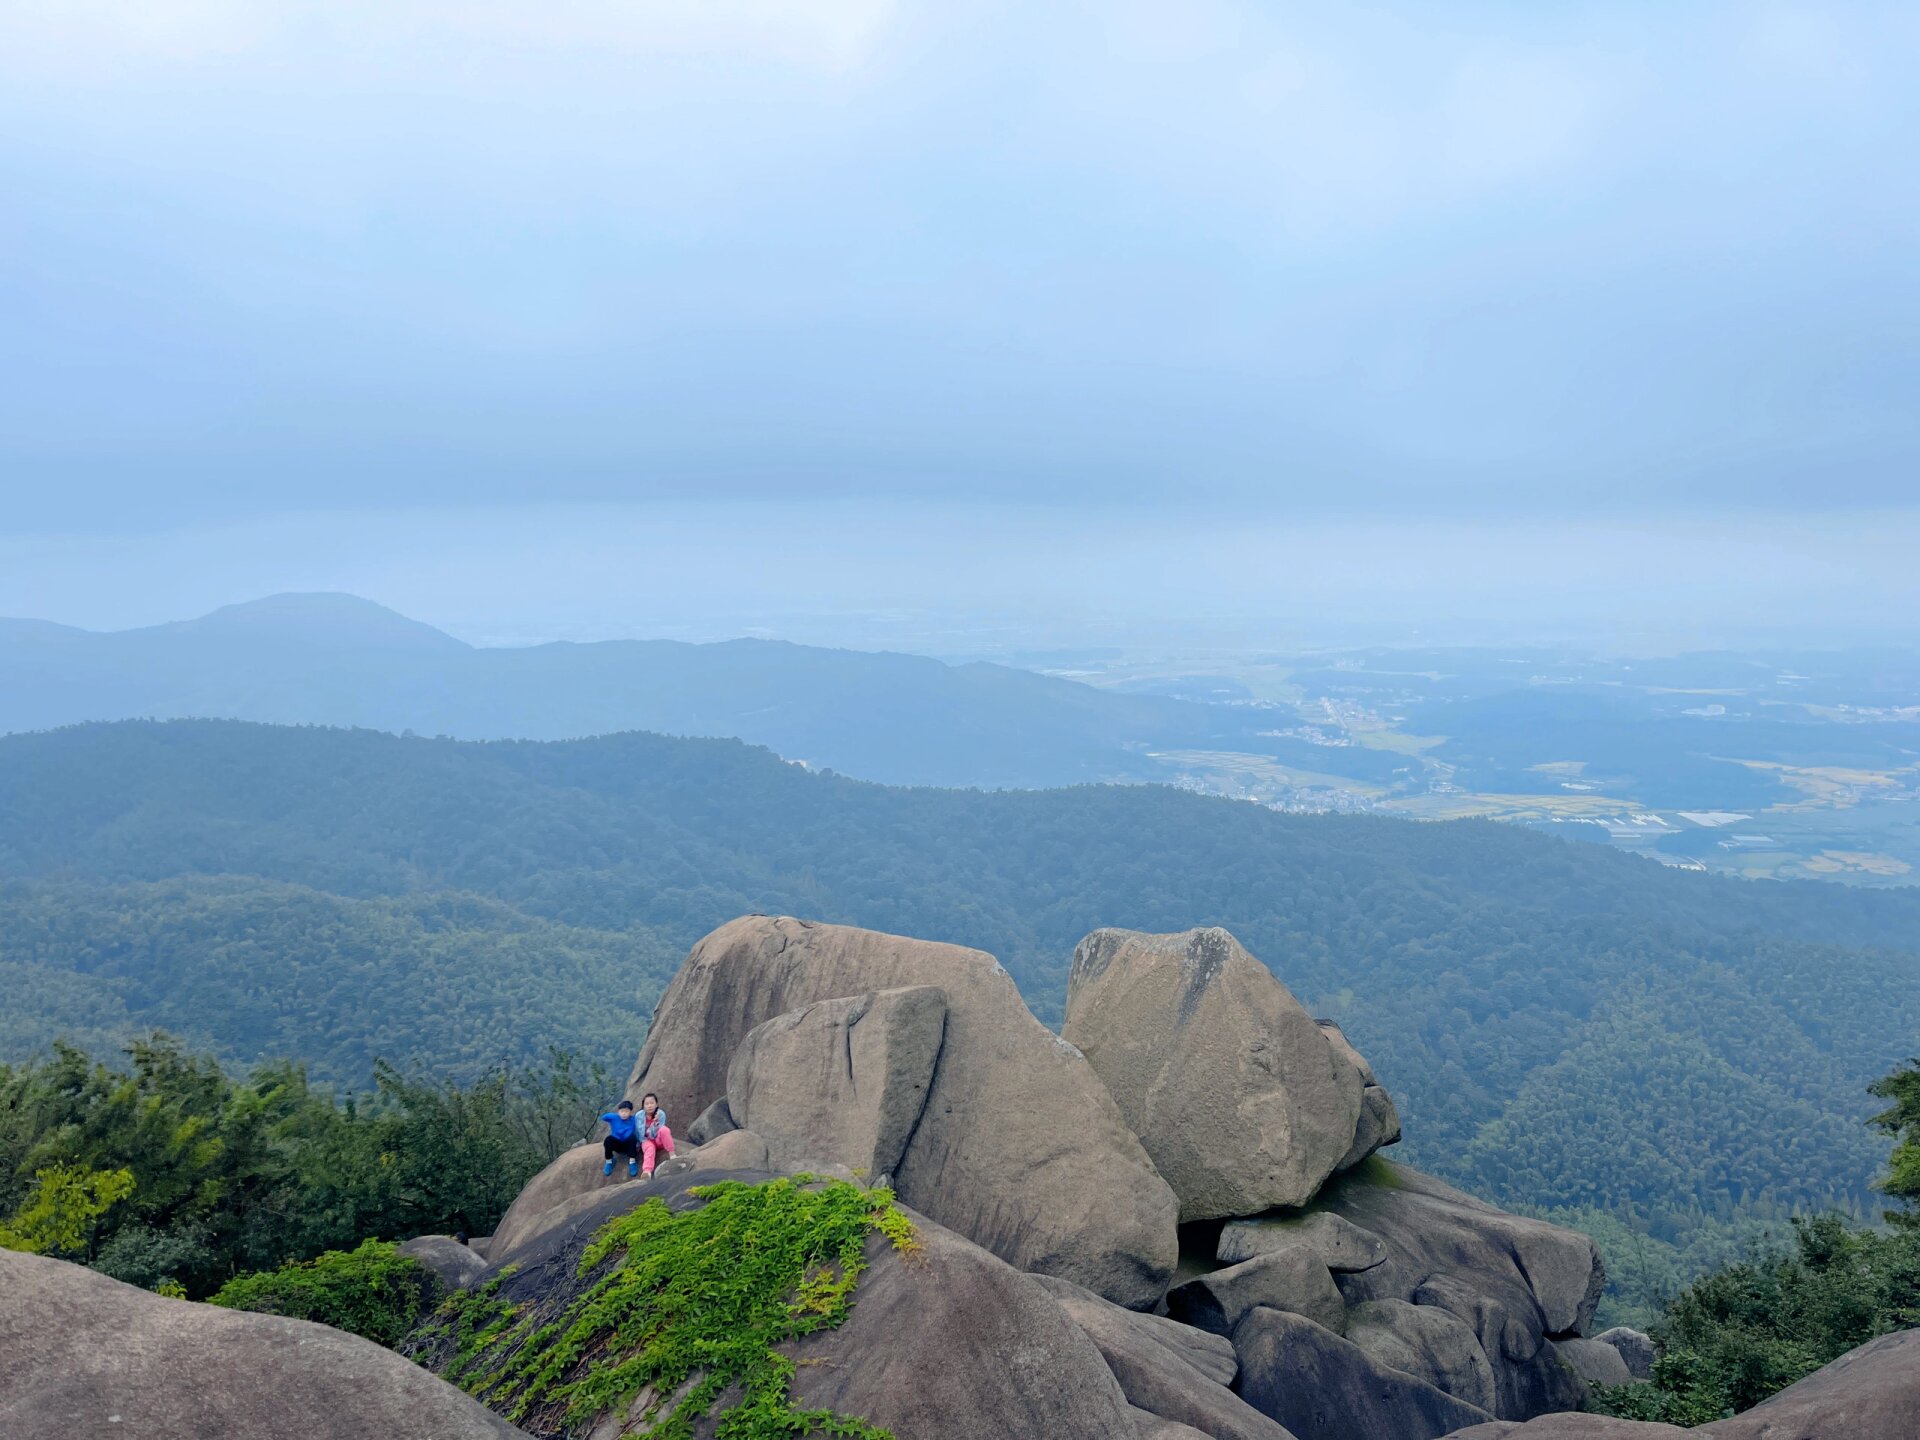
{"left": 3, "top": 2, "right": 1916, "bottom": 641}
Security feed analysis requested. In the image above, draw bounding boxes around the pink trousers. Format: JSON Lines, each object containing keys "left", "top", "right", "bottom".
{"left": 642, "top": 1126, "right": 675, "bottom": 1174}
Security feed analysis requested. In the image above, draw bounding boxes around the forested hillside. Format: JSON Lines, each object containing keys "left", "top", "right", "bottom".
{"left": 5, "top": 719, "right": 1917, "bottom": 1269}
{"left": 0, "top": 878, "right": 675, "bottom": 1084}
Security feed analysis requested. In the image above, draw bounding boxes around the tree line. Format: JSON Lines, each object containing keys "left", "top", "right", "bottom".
{"left": 0, "top": 1034, "right": 609, "bottom": 1297}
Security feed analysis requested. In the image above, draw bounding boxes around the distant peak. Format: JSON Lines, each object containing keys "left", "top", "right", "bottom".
{"left": 151, "top": 593, "right": 468, "bottom": 650}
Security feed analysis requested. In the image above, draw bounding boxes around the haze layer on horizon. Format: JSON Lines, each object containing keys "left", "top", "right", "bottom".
{"left": 4, "top": 3, "right": 1916, "bottom": 650}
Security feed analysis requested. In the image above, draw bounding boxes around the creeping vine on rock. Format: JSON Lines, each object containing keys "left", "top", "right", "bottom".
{"left": 434, "top": 1176, "right": 916, "bottom": 1439}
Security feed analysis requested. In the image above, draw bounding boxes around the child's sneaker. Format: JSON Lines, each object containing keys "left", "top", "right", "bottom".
{"left": 628, "top": 1159, "right": 640, "bottom": 1178}
{"left": 602, "top": 1159, "right": 614, "bottom": 1177}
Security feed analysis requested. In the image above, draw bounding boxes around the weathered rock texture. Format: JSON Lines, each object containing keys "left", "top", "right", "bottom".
{"left": 1217, "top": 1209, "right": 1389, "bottom": 1271}
{"left": 1064, "top": 927, "right": 1366, "bottom": 1221}
{"left": 1311, "top": 1160, "right": 1605, "bottom": 1420}
{"left": 1167, "top": 1247, "right": 1347, "bottom": 1336}
{"left": 1234, "top": 1304, "right": 1495, "bottom": 1440}
{"left": 1318, "top": 1019, "right": 1403, "bottom": 1171}
{"left": 1347, "top": 1298, "right": 1500, "bottom": 1413}
{"left": 684, "top": 1097, "right": 737, "bottom": 1146}
{"left": 1594, "top": 1326, "right": 1655, "bottom": 1382}
{"left": 488, "top": 1142, "right": 625, "bottom": 1260}
{"left": 0, "top": 1248, "right": 527, "bottom": 1440}
{"left": 1032, "top": 1274, "right": 1298, "bottom": 1440}
{"left": 439, "top": 1169, "right": 1142, "bottom": 1440}
{"left": 1552, "top": 1336, "right": 1636, "bottom": 1390}
{"left": 625, "top": 915, "right": 1178, "bottom": 1306}
{"left": 724, "top": 985, "right": 946, "bottom": 1183}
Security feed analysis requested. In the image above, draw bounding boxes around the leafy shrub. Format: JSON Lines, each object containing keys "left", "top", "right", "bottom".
{"left": 1587, "top": 1214, "right": 1920, "bottom": 1423}
{"left": 211, "top": 1238, "right": 432, "bottom": 1348}
{"left": 92, "top": 1222, "right": 217, "bottom": 1293}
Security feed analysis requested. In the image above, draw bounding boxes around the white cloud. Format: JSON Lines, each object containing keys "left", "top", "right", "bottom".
{"left": 0, "top": 0, "right": 899, "bottom": 79}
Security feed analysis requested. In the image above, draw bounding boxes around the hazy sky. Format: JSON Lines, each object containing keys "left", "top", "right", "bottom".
{"left": 4, "top": 2, "right": 1917, "bottom": 643}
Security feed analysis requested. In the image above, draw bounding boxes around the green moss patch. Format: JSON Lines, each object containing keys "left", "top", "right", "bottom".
{"left": 427, "top": 1176, "right": 915, "bottom": 1440}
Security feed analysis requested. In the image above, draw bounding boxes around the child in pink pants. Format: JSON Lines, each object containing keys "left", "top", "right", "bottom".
{"left": 640, "top": 1093, "right": 674, "bottom": 1177}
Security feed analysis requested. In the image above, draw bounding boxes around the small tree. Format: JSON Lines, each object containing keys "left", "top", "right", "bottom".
{"left": 1869, "top": 1059, "right": 1920, "bottom": 1228}
{"left": 0, "top": 1164, "right": 136, "bottom": 1259}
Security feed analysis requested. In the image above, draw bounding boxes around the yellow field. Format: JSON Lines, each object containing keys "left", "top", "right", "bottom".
{"left": 1801, "top": 850, "right": 1913, "bottom": 877}
{"left": 1730, "top": 759, "right": 1920, "bottom": 810}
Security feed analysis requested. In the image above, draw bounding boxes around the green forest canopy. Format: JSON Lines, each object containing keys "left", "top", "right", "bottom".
{"left": 3, "top": 719, "right": 1917, "bottom": 1275}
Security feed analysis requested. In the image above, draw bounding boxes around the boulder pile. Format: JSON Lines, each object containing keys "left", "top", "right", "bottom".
{"left": 10, "top": 913, "right": 1916, "bottom": 1440}
{"left": 485, "top": 917, "right": 1630, "bottom": 1440}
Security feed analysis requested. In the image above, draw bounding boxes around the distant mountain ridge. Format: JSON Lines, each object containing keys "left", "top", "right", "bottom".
{"left": 0, "top": 593, "right": 1258, "bottom": 787}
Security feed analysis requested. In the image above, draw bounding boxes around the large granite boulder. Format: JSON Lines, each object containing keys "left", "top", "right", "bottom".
{"left": 1063, "top": 927, "right": 1366, "bottom": 1221}
{"left": 1594, "top": 1326, "right": 1656, "bottom": 1382}
{"left": 724, "top": 985, "right": 946, "bottom": 1183}
{"left": 684, "top": 1097, "right": 737, "bottom": 1145}
{"left": 1309, "top": 1160, "right": 1603, "bottom": 1419}
{"left": 0, "top": 1249, "right": 527, "bottom": 1440}
{"left": 1032, "top": 1274, "right": 1299, "bottom": 1440}
{"left": 1166, "top": 1246, "right": 1348, "bottom": 1335}
{"left": 399, "top": 1234, "right": 491, "bottom": 1293}
{"left": 625, "top": 915, "right": 1178, "bottom": 1307}
{"left": 1217, "top": 1209, "right": 1389, "bottom": 1271}
{"left": 428, "top": 1169, "right": 1142, "bottom": 1440}
{"left": 488, "top": 1142, "right": 625, "bottom": 1260}
{"left": 1347, "top": 1298, "right": 1500, "bottom": 1412}
{"left": 1703, "top": 1327, "right": 1920, "bottom": 1439}
{"left": 1234, "top": 1305, "right": 1495, "bottom": 1440}
{"left": 1552, "top": 1336, "right": 1636, "bottom": 1390}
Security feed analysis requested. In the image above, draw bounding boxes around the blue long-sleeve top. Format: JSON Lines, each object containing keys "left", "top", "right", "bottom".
{"left": 602, "top": 1109, "right": 638, "bottom": 1142}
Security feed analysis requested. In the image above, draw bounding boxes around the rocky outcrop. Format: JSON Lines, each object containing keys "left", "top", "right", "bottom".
{"left": 1347, "top": 1298, "right": 1500, "bottom": 1413}
{"left": 1064, "top": 927, "right": 1366, "bottom": 1220}
{"left": 478, "top": 914, "right": 1621, "bottom": 1437}
{"left": 488, "top": 1142, "right": 625, "bottom": 1260}
{"left": 0, "top": 1248, "right": 527, "bottom": 1440}
{"left": 724, "top": 985, "right": 946, "bottom": 1183}
{"left": 1594, "top": 1326, "right": 1655, "bottom": 1382}
{"left": 437, "top": 1169, "right": 1142, "bottom": 1440}
{"left": 1310, "top": 1160, "right": 1604, "bottom": 1419}
{"left": 1235, "top": 1305, "right": 1495, "bottom": 1440}
{"left": 1033, "top": 1274, "right": 1299, "bottom": 1440}
{"left": 625, "top": 915, "right": 1178, "bottom": 1307}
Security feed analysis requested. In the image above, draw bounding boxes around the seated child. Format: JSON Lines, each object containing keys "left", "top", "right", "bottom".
{"left": 638, "top": 1093, "right": 674, "bottom": 1177}
{"left": 600, "top": 1099, "right": 643, "bottom": 1178}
